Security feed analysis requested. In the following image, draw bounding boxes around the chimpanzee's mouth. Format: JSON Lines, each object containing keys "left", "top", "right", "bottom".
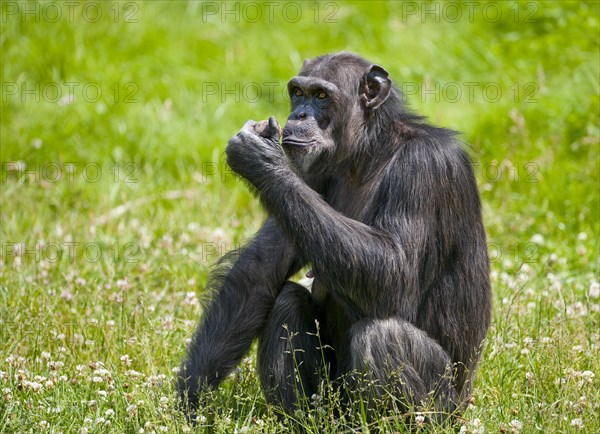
{"left": 281, "top": 138, "right": 317, "bottom": 148}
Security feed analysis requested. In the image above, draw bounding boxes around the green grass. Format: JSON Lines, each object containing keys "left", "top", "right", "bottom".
{"left": 1, "top": 1, "right": 599, "bottom": 432}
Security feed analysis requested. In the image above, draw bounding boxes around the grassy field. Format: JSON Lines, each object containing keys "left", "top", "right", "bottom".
{"left": 1, "top": 1, "right": 599, "bottom": 432}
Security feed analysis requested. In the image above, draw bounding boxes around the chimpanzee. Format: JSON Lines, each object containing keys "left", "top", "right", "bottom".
{"left": 177, "top": 52, "right": 491, "bottom": 422}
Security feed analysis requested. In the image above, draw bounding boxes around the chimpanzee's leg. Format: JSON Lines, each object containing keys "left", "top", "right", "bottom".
{"left": 349, "top": 318, "right": 459, "bottom": 421}
{"left": 257, "top": 281, "right": 327, "bottom": 412}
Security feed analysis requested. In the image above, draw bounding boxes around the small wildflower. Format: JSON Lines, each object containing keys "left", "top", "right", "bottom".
{"left": 570, "top": 418, "right": 583, "bottom": 428}
{"left": 126, "top": 404, "right": 137, "bottom": 417}
{"left": 530, "top": 234, "right": 544, "bottom": 244}
{"left": 48, "top": 360, "right": 64, "bottom": 371}
{"left": 116, "top": 279, "right": 131, "bottom": 290}
{"left": 310, "top": 393, "right": 322, "bottom": 405}
{"left": 590, "top": 281, "right": 600, "bottom": 298}
{"left": 27, "top": 381, "right": 43, "bottom": 392}
{"left": 415, "top": 413, "right": 425, "bottom": 427}
{"left": 2, "top": 387, "right": 12, "bottom": 401}
{"left": 581, "top": 371, "right": 595, "bottom": 383}
{"left": 510, "top": 419, "right": 523, "bottom": 432}
{"left": 184, "top": 292, "right": 199, "bottom": 306}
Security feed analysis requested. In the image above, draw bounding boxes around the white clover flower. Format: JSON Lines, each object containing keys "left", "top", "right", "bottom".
{"left": 530, "top": 234, "right": 544, "bottom": 244}
{"left": 96, "top": 368, "right": 111, "bottom": 377}
{"left": 116, "top": 279, "right": 131, "bottom": 290}
{"left": 126, "top": 404, "right": 137, "bottom": 416}
{"left": 510, "top": 419, "right": 523, "bottom": 432}
{"left": 570, "top": 418, "right": 583, "bottom": 428}
{"left": 589, "top": 281, "right": 600, "bottom": 298}
{"left": 28, "top": 381, "right": 43, "bottom": 392}
{"left": 184, "top": 292, "right": 199, "bottom": 306}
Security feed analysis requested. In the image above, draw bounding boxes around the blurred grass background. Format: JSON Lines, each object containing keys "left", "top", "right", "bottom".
{"left": 1, "top": 1, "right": 599, "bottom": 432}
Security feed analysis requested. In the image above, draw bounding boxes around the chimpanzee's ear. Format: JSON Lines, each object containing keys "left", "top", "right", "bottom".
{"left": 360, "top": 65, "right": 392, "bottom": 110}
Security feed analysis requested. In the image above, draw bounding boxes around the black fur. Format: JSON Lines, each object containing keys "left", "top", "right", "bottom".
{"left": 177, "top": 52, "right": 491, "bottom": 421}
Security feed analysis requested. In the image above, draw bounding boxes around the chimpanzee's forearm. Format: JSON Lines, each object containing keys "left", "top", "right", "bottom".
{"left": 177, "top": 219, "right": 302, "bottom": 409}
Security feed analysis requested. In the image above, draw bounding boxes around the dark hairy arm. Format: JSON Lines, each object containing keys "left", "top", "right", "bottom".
{"left": 178, "top": 218, "right": 302, "bottom": 405}
{"left": 226, "top": 121, "right": 464, "bottom": 319}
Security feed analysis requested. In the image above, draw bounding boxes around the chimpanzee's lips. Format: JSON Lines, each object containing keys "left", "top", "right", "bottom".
{"left": 281, "top": 138, "right": 316, "bottom": 147}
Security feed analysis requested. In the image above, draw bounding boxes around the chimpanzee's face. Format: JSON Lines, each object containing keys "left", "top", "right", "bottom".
{"left": 282, "top": 55, "right": 391, "bottom": 176}
{"left": 282, "top": 75, "right": 340, "bottom": 174}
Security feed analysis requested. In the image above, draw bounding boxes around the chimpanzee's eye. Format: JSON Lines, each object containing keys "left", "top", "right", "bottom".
{"left": 317, "top": 91, "right": 327, "bottom": 100}
{"left": 294, "top": 88, "right": 303, "bottom": 97}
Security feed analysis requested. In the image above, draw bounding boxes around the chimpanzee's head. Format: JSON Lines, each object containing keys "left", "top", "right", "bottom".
{"left": 282, "top": 52, "right": 394, "bottom": 175}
